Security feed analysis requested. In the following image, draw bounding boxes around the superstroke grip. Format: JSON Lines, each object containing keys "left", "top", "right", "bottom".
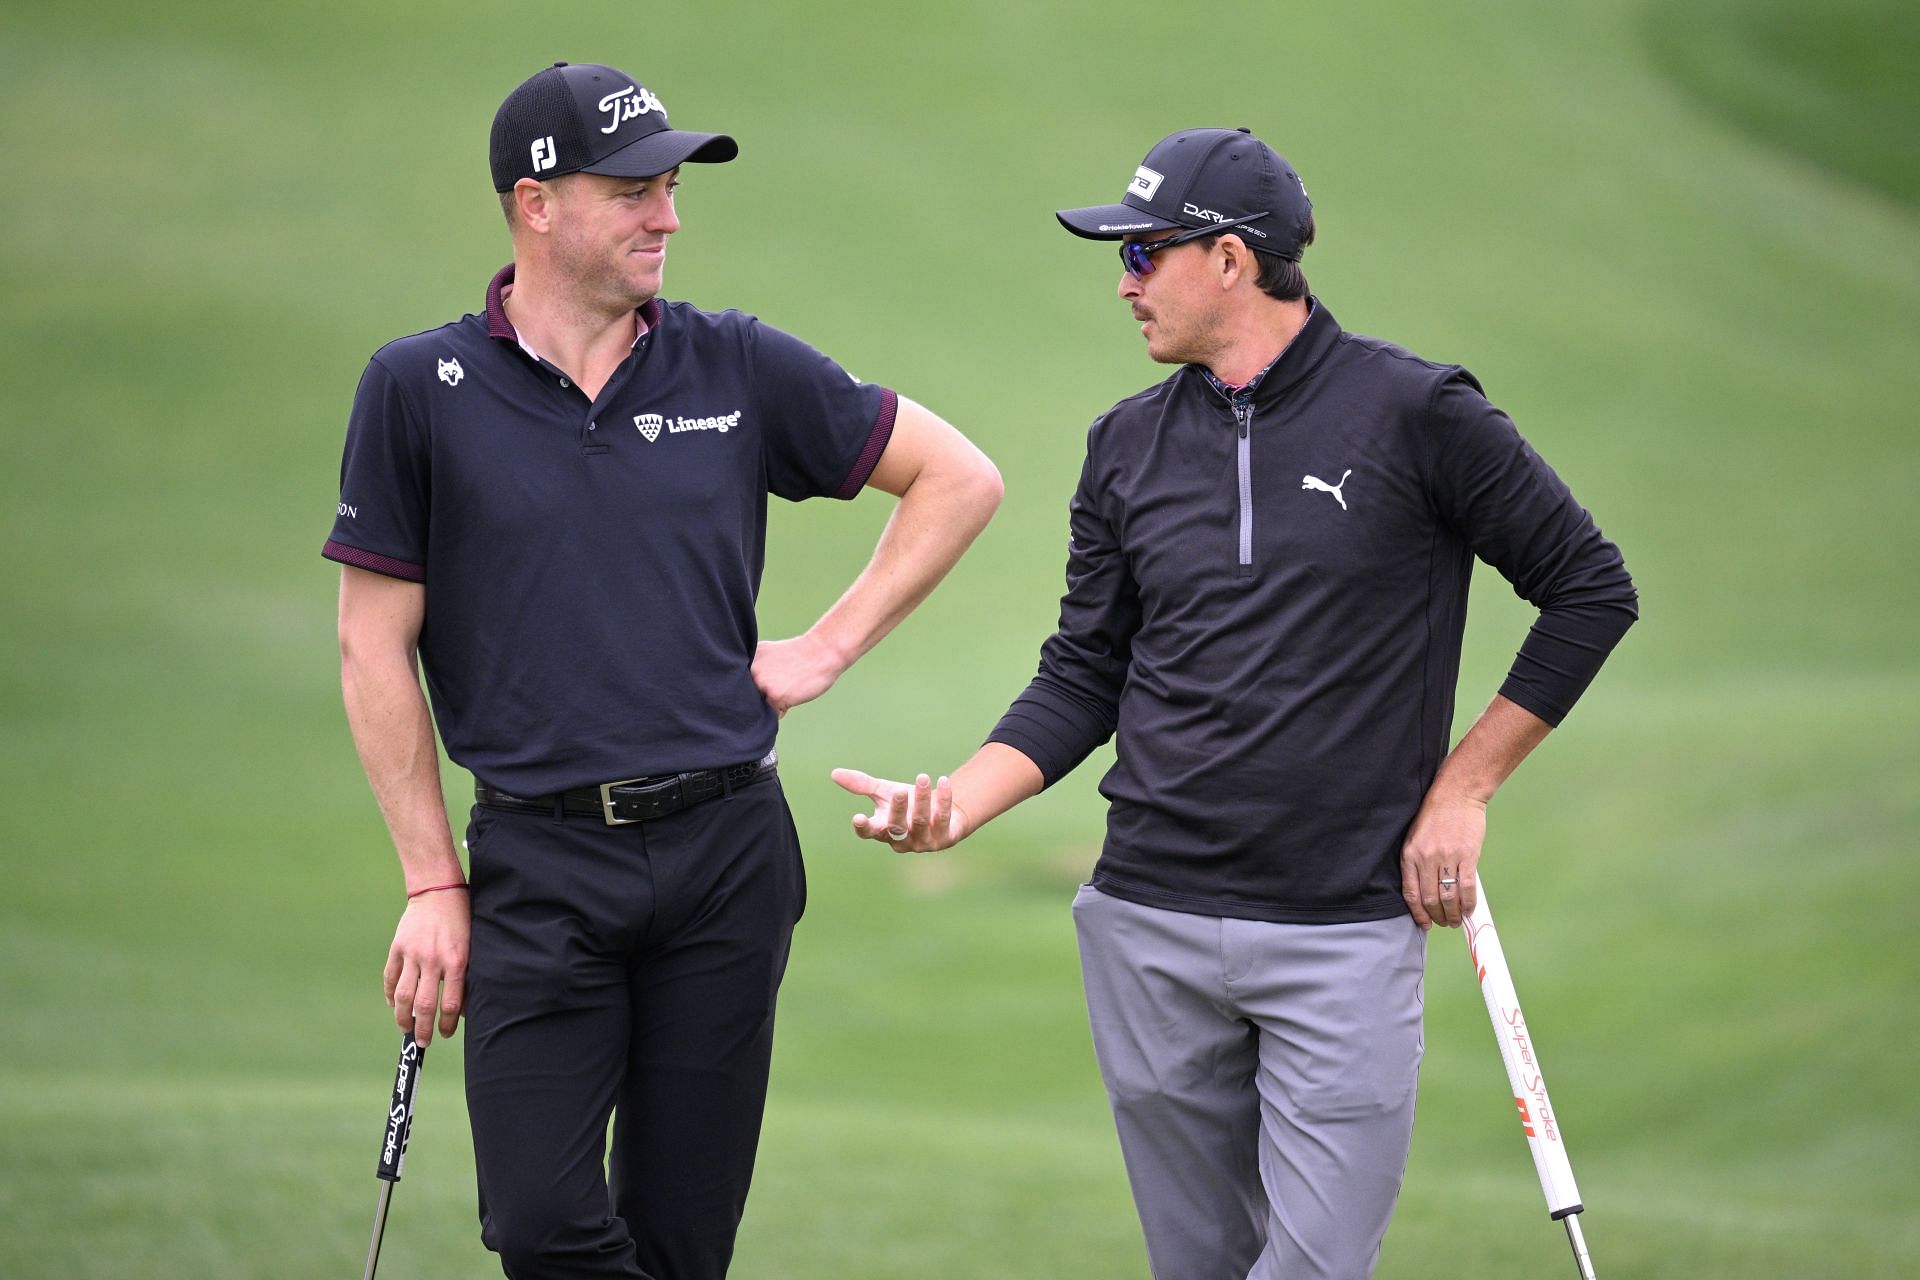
{"left": 376, "top": 1031, "right": 426, "bottom": 1183}
{"left": 1463, "top": 880, "right": 1582, "bottom": 1217}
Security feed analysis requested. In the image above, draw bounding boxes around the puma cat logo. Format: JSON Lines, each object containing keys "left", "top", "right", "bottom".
{"left": 1301, "top": 469, "right": 1351, "bottom": 511}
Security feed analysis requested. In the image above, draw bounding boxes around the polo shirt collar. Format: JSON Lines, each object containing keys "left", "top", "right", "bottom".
{"left": 484, "top": 262, "right": 660, "bottom": 359}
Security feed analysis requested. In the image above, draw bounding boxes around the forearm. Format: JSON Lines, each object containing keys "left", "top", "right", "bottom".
{"left": 806, "top": 453, "right": 1002, "bottom": 671}
{"left": 1401, "top": 694, "right": 1553, "bottom": 928}
{"left": 831, "top": 741, "right": 1043, "bottom": 851}
{"left": 948, "top": 742, "right": 1046, "bottom": 834}
{"left": 1429, "top": 693, "right": 1554, "bottom": 804}
{"left": 341, "top": 647, "right": 461, "bottom": 890}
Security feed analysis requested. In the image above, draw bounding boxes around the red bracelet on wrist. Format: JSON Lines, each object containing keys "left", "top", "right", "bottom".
{"left": 406, "top": 881, "right": 469, "bottom": 900}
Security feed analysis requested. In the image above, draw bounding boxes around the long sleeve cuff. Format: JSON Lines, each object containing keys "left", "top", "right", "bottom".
{"left": 985, "top": 678, "right": 1118, "bottom": 787}
{"left": 1499, "top": 598, "right": 1638, "bottom": 726}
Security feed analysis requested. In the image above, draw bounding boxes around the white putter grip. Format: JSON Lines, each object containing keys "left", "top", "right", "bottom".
{"left": 1463, "top": 880, "right": 1583, "bottom": 1218}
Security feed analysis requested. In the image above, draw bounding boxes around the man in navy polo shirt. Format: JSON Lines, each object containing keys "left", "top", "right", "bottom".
{"left": 324, "top": 61, "right": 1001, "bottom": 1279}
{"left": 834, "top": 128, "right": 1636, "bottom": 1277}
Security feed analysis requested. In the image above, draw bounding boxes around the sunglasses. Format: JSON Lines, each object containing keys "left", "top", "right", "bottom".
{"left": 1118, "top": 212, "right": 1271, "bottom": 278}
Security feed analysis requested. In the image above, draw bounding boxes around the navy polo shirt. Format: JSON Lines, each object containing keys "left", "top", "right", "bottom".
{"left": 323, "top": 265, "right": 897, "bottom": 795}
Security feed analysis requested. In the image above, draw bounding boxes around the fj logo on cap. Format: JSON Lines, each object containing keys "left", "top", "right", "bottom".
{"left": 1129, "top": 165, "right": 1164, "bottom": 200}
{"left": 531, "top": 136, "right": 556, "bottom": 172}
{"left": 598, "top": 85, "right": 665, "bottom": 134}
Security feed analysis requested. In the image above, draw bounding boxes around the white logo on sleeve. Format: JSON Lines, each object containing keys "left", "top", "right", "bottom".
{"left": 531, "top": 136, "right": 556, "bottom": 172}
{"left": 1301, "top": 469, "right": 1351, "bottom": 510}
{"left": 1129, "top": 165, "right": 1164, "bottom": 200}
{"left": 437, "top": 358, "right": 464, "bottom": 386}
{"left": 634, "top": 409, "right": 742, "bottom": 442}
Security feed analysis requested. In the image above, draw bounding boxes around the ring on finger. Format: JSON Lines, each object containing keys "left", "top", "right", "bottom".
{"left": 1439, "top": 876, "right": 1457, "bottom": 886}
{"left": 886, "top": 826, "right": 909, "bottom": 840}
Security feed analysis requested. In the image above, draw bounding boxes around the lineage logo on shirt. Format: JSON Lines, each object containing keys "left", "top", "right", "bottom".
{"left": 634, "top": 409, "right": 743, "bottom": 443}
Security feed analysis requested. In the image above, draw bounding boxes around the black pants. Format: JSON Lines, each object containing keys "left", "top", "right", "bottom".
{"left": 462, "top": 774, "right": 806, "bottom": 1279}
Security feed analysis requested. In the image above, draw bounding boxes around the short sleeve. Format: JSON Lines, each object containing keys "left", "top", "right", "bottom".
{"left": 321, "top": 356, "right": 430, "bottom": 582}
{"left": 748, "top": 320, "right": 897, "bottom": 502}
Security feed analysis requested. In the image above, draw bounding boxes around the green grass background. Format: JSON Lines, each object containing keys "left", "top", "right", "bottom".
{"left": 2, "top": 0, "right": 1915, "bottom": 1275}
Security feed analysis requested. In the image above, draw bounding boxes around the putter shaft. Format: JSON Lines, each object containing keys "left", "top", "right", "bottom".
{"left": 363, "top": 1180, "right": 394, "bottom": 1280}
{"left": 1565, "top": 1213, "right": 1597, "bottom": 1280}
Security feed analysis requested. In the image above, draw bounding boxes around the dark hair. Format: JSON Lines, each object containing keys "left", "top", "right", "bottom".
{"left": 1203, "top": 215, "right": 1315, "bottom": 302}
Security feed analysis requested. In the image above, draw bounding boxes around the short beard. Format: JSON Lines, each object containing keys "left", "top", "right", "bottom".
{"left": 1149, "top": 309, "right": 1226, "bottom": 368}
{"left": 550, "top": 222, "right": 655, "bottom": 315}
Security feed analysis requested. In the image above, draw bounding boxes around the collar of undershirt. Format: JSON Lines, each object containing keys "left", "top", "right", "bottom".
{"left": 1199, "top": 297, "right": 1318, "bottom": 401}
{"left": 484, "top": 262, "right": 658, "bottom": 361}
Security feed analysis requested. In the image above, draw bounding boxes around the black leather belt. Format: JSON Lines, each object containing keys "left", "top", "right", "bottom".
{"left": 475, "top": 756, "right": 776, "bottom": 826}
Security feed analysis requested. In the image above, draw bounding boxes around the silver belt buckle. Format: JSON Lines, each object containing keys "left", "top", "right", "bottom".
{"left": 598, "top": 777, "right": 646, "bottom": 826}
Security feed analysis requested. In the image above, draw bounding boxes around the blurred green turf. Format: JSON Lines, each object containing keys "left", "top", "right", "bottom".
{"left": 3, "top": 0, "right": 1916, "bottom": 1276}
{"left": 1649, "top": 0, "right": 1920, "bottom": 206}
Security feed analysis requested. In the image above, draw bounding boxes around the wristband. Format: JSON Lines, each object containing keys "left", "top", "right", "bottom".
{"left": 406, "top": 881, "right": 468, "bottom": 901}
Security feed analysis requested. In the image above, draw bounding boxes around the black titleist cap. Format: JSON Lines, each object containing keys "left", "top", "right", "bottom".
{"left": 489, "top": 62, "right": 738, "bottom": 192}
{"left": 1056, "top": 127, "right": 1313, "bottom": 260}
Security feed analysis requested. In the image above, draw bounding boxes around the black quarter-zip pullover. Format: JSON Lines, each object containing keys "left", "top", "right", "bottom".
{"left": 988, "top": 300, "right": 1636, "bottom": 923}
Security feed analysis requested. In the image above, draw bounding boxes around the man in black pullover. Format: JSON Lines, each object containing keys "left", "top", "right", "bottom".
{"left": 834, "top": 127, "right": 1636, "bottom": 1278}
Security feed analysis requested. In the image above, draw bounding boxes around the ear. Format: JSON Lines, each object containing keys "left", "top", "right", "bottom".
{"left": 513, "top": 178, "right": 556, "bottom": 234}
{"left": 1215, "top": 234, "right": 1254, "bottom": 292}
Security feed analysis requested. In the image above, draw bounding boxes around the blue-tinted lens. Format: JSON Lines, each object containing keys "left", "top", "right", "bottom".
{"left": 1120, "top": 241, "right": 1154, "bottom": 277}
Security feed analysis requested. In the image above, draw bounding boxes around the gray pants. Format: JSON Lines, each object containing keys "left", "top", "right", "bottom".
{"left": 1072, "top": 885, "right": 1425, "bottom": 1280}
